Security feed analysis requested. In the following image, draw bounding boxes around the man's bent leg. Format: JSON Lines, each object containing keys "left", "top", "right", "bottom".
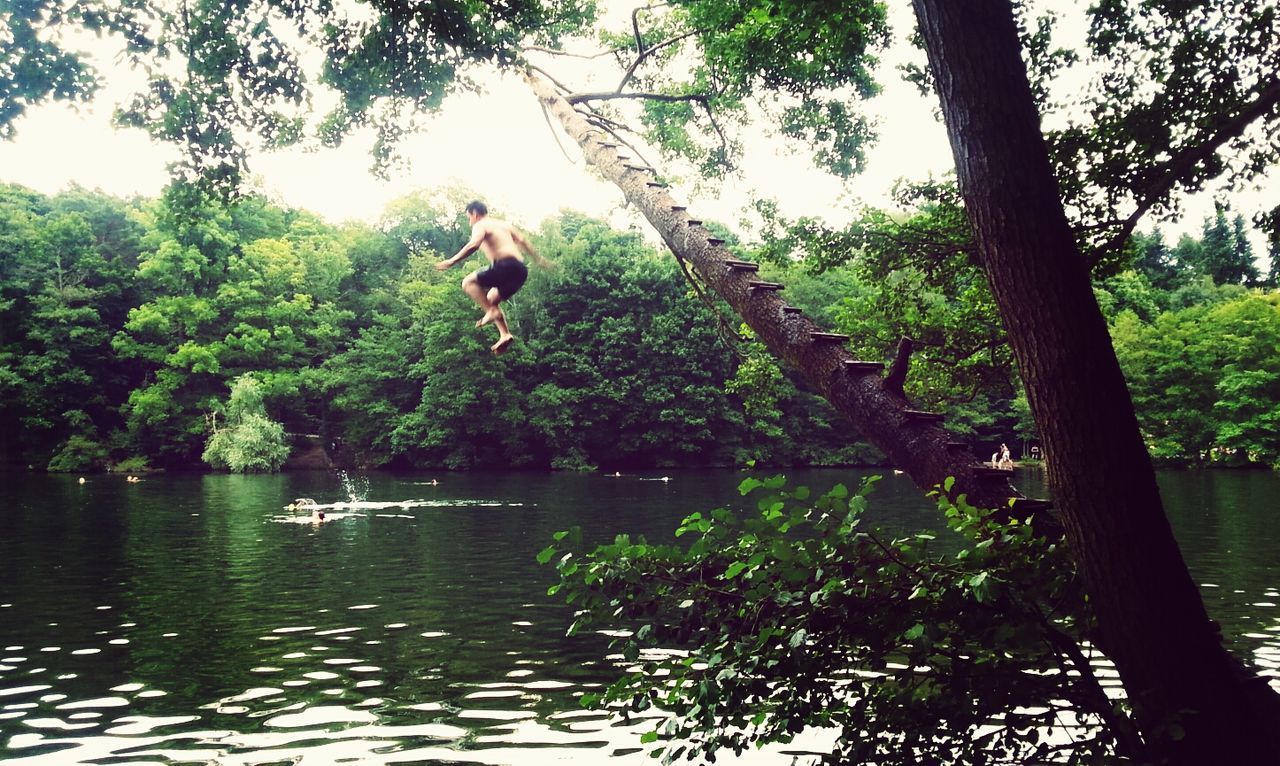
{"left": 463, "top": 273, "right": 491, "bottom": 311}
{"left": 464, "top": 273, "right": 501, "bottom": 327}
{"left": 477, "top": 287, "right": 503, "bottom": 327}
{"left": 491, "top": 313, "right": 514, "bottom": 355}
{"left": 488, "top": 293, "right": 514, "bottom": 354}
{"left": 466, "top": 271, "right": 514, "bottom": 353}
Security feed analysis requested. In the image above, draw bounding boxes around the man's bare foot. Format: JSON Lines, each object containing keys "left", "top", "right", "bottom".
{"left": 476, "top": 308, "right": 501, "bottom": 328}
{"left": 491, "top": 335, "right": 515, "bottom": 355}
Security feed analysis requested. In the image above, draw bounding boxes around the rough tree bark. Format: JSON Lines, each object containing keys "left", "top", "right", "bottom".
{"left": 911, "top": 0, "right": 1280, "bottom": 762}
{"left": 526, "top": 70, "right": 1036, "bottom": 515}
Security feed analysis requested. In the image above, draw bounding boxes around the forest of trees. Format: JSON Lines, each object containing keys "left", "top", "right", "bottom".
{"left": 0, "top": 181, "right": 860, "bottom": 472}
{"left": 2, "top": 180, "right": 1275, "bottom": 474}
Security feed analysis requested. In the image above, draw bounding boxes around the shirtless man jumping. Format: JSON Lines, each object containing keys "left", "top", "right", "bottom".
{"left": 436, "top": 200, "right": 549, "bottom": 355}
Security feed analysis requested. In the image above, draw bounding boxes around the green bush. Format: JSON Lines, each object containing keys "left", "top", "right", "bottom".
{"left": 110, "top": 455, "right": 151, "bottom": 473}
{"left": 47, "top": 435, "right": 109, "bottom": 472}
{"left": 202, "top": 375, "right": 291, "bottom": 473}
{"left": 543, "top": 476, "right": 1134, "bottom": 765}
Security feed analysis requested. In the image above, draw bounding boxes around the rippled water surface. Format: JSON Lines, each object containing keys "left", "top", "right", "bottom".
{"left": 0, "top": 468, "right": 1277, "bottom": 764}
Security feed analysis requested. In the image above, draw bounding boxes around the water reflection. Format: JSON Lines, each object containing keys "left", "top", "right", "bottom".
{"left": 0, "top": 468, "right": 1277, "bottom": 763}
{"left": 1148, "top": 470, "right": 1280, "bottom": 687}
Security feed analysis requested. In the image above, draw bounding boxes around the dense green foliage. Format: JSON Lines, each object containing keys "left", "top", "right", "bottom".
{"left": 0, "top": 184, "right": 144, "bottom": 471}
{"left": 609, "top": 0, "right": 888, "bottom": 178}
{"left": 1098, "top": 213, "right": 1280, "bottom": 468}
{"left": 1112, "top": 290, "right": 1280, "bottom": 467}
{"left": 543, "top": 476, "right": 1130, "bottom": 765}
{"left": 755, "top": 178, "right": 1280, "bottom": 468}
{"left": 2, "top": 181, "right": 1273, "bottom": 472}
{"left": 202, "top": 374, "right": 290, "bottom": 472}
{"left": 1, "top": 182, "right": 892, "bottom": 472}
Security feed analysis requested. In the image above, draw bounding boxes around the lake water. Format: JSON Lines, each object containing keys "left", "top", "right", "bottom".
{"left": 1, "top": 468, "right": 1278, "bottom": 764}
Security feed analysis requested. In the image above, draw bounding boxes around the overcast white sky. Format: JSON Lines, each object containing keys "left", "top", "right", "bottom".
{"left": 0, "top": 0, "right": 1271, "bottom": 258}
{"left": 0, "top": 44, "right": 945, "bottom": 233}
{"left": 0, "top": 0, "right": 971, "bottom": 234}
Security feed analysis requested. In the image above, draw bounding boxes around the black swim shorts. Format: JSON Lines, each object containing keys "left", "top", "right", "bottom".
{"left": 476, "top": 257, "right": 528, "bottom": 300}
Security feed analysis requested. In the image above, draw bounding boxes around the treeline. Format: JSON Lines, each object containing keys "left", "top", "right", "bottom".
{"left": 0, "top": 182, "right": 873, "bottom": 472}
{"left": 751, "top": 184, "right": 1280, "bottom": 470}
{"left": 1104, "top": 225, "right": 1280, "bottom": 466}
{"left": 2, "top": 181, "right": 1276, "bottom": 472}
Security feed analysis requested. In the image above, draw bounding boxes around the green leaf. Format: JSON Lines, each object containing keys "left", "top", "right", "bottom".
{"left": 969, "top": 571, "right": 992, "bottom": 603}
{"left": 536, "top": 545, "right": 557, "bottom": 565}
{"left": 724, "top": 561, "right": 749, "bottom": 579}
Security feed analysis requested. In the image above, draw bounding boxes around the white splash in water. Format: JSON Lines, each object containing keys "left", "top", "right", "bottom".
{"left": 336, "top": 471, "right": 370, "bottom": 503}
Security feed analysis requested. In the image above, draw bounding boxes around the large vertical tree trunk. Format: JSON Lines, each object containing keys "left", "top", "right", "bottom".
{"left": 911, "top": 0, "right": 1280, "bottom": 761}
{"left": 525, "top": 71, "right": 1029, "bottom": 514}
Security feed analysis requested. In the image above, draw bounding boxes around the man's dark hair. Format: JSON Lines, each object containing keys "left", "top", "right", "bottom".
{"left": 465, "top": 200, "right": 488, "bottom": 216}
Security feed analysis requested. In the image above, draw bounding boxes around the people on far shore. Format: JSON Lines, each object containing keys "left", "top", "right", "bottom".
{"left": 990, "top": 443, "right": 1015, "bottom": 470}
{"left": 999, "top": 443, "right": 1014, "bottom": 470}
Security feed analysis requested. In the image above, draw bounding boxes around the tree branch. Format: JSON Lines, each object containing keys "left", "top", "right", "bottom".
{"left": 539, "top": 100, "right": 577, "bottom": 165}
{"left": 567, "top": 91, "right": 710, "bottom": 105}
{"left": 525, "top": 64, "right": 575, "bottom": 95}
{"left": 930, "top": 336, "right": 1009, "bottom": 367}
{"left": 1085, "top": 78, "right": 1280, "bottom": 267}
{"left": 864, "top": 530, "right": 929, "bottom": 584}
{"left": 700, "top": 99, "right": 731, "bottom": 160}
{"left": 524, "top": 44, "right": 624, "bottom": 60}
{"left": 581, "top": 114, "right": 663, "bottom": 175}
{"left": 617, "top": 30, "right": 702, "bottom": 93}
{"left": 867, "top": 229, "right": 971, "bottom": 261}
{"left": 671, "top": 248, "right": 745, "bottom": 358}
{"left": 630, "top": 4, "right": 648, "bottom": 55}
{"left": 579, "top": 109, "right": 628, "bottom": 131}
{"left": 884, "top": 337, "right": 914, "bottom": 397}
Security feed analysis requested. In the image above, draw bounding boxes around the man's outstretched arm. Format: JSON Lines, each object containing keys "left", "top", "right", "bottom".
{"left": 437, "top": 225, "right": 485, "bottom": 270}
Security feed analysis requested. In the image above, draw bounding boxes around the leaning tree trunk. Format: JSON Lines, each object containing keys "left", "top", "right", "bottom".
{"left": 911, "top": 0, "right": 1280, "bottom": 762}
{"left": 526, "top": 71, "right": 1035, "bottom": 515}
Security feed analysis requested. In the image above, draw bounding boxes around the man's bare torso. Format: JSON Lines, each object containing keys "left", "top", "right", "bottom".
{"left": 473, "top": 219, "right": 523, "bottom": 263}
